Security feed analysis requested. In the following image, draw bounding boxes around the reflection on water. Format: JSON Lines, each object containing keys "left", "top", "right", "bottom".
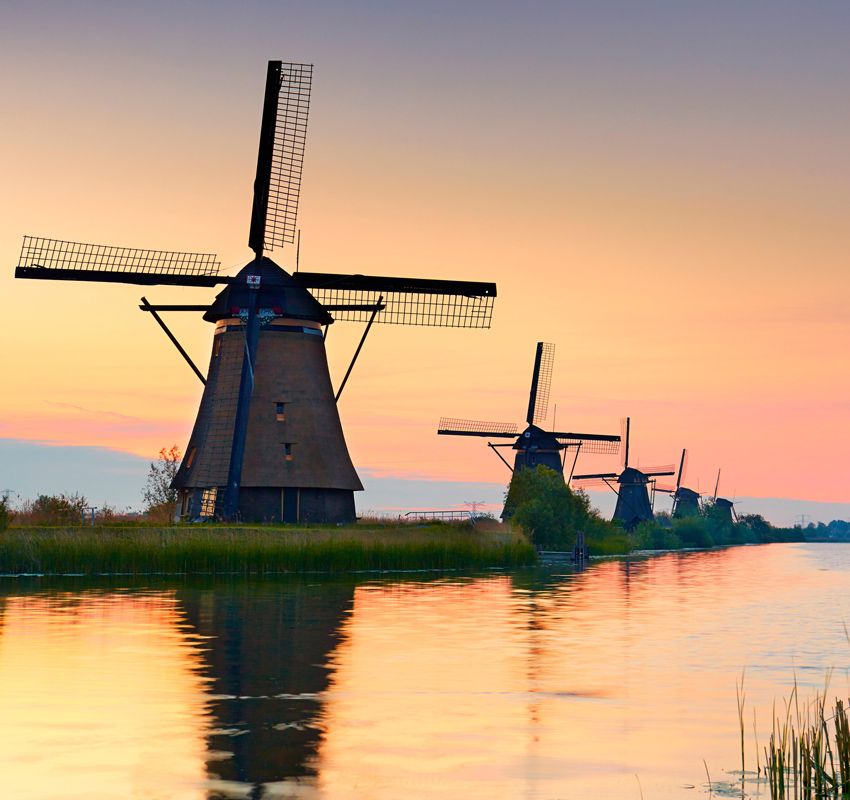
{"left": 0, "top": 544, "right": 849, "bottom": 799}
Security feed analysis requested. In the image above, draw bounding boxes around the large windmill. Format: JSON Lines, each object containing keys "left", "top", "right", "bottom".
{"left": 14, "top": 61, "right": 496, "bottom": 524}
{"left": 572, "top": 418, "right": 675, "bottom": 530}
{"left": 437, "top": 343, "right": 621, "bottom": 504}
{"left": 653, "top": 449, "right": 701, "bottom": 518}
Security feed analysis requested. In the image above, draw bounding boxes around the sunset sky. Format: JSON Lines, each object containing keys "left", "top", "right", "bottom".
{"left": 1, "top": 1, "right": 848, "bottom": 521}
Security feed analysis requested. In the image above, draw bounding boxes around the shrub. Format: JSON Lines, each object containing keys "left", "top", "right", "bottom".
{"left": 143, "top": 446, "right": 181, "bottom": 512}
{"left": 507, "top": 465, "right": 622, "bottom": 552}
{"left": 672, "top": 515, "right": 715, "bottom": 548}
{"left": 18, "top": 493, "right": 88, "bottom": 526}
{"left": 0, "top": 492, "right": 14, "bottom": 531}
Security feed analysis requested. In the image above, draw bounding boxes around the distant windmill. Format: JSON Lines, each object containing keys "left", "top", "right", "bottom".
{"left": 572, "top": 418, "right": 675, "bottom": 530}
{"left": 653, "top": 449, "right": 701, "bottom": 518}
{"left": 14, "top": 61, "right": 497, "bottom": 524}
{"left": 711, "top": 469, "right": 738, "bottom": 523}
{"left": 437, "top": 343, "right": 621, "bottom": 509}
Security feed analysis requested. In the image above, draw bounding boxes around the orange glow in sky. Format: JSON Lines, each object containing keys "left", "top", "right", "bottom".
{"left": 1, "top": 2, "right": 848, "bottom": 505}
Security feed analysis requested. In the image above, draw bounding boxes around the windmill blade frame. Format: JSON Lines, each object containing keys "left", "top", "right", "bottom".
{"left": 675, "top": 448, "right": 688, "bottom": 490}
{"left": 15, "top": 236, "right": 223, "bottom": 286}
{"left": 437, "top": 418, "right": 518, "bottom": 438}
{"left": 526, "top": 342, "right": 554, "bottom": 425}
{"left": 249, "top": 61, "right": 313, "bottom": 255}
{"left": 553, "top": 432, "right": 620, "bottom": 455}
{"left": 295, "top": 273, "right": 497, "bottom": 328}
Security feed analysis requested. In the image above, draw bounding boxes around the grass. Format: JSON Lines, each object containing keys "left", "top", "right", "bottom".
{"left": 0, "top": 523, "right": 536, "bottom": 576}
{"left": 736, "top": 672, "right": 850, "bottom": 799}
{"left": 762, "top": 686, "right": 850, "bottom": 798}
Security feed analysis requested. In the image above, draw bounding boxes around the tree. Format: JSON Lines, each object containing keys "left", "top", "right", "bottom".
{"left": 0, "top": 491, "right": 14, "bottom": 531}
{"left": 506, "top": 465, "right": 599, "bottom": 550}
{"left": 143, "top": 446, "right": 182, "bottom": 513}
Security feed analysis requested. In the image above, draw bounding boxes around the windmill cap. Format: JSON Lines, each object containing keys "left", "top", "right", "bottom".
{"left": 204, "top": 257, "right": 332, "bottom": 324}
{"left": 619, "top": 466, "right": 650, "bottom": 484}
{"left": 513, "top": 424, "right": 561, "bottom": 451}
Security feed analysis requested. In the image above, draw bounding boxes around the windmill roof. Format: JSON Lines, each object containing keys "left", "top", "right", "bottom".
{"left": 204, "top": 257, "right": 331, "bottom": 324}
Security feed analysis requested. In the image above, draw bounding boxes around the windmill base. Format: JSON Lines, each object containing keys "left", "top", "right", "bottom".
{"left": 177, "top": 487, "right": 357, "bottom": 525}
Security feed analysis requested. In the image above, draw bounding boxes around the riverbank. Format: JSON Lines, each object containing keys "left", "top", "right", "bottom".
{"left": 0, "top": 523, "right": 535, "bottom": 575}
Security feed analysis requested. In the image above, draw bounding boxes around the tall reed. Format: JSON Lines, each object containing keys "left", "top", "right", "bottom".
{"left": 760, "top": 680, "right": 850, "bottom": 798}
{"left": 0, "top": 525, "right": 536, "bottom": 575}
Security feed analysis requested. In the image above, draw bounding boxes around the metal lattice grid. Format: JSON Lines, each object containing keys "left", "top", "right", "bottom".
{"left": 555, "top": 436, "right": 620, "bottom": 456}
{"left": 17, "top": 236, "right": 221, "bottom": 276}
{"left": 438, "top": 418, "right": 518, "bottom": 435}
{"left": 639, "top": 464, "right": 677, "bottom": 476}
{"left": 531, "top": 342, "right": 555, "bottom": 425}
{"left": 311, "top": 288, "right": 495, "bottom": 328}
{"left": 265, "top": 62, "right": 312, "bottom": 251}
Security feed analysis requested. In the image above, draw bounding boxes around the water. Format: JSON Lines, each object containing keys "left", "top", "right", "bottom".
{"left": 1, "top": 543, "right": 849, "bottom": 799}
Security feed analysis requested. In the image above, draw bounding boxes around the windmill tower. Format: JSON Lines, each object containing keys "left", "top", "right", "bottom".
{"left": 437, "top": 343, "right": 620, "bottom": 500}
{"left": 14, "top": 61, "right": 497, "bottom": 524}
{"left": 653, "top": 449, "right": 701, "bottom": 518}
{"left": 572, "top": 418, "right": 675, "bottom": 530}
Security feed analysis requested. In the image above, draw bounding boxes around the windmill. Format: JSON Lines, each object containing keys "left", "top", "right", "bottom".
{"left": 437, "top": 342, "right": 621, "bottom": 516}
{"left": 653, "top": 449, "right": 701, "bottom": 518}
{"left": 572, "top": 418, "right": 675, "bottom": 530}
{"left": 711, "top": 469, "right": 737, "bottom": 523}
{"left": 14, "top": 61, "right": 497, "bottom": 524}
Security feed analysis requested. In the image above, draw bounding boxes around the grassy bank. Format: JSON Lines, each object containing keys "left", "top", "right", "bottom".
{"left": 0, "top": 523, "right": 535, "bottom": 576}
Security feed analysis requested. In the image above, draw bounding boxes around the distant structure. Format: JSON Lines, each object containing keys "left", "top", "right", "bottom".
{"left": 572, "top": 418, "right": 675, "bottom": 530}
{"left": 712, "top": 469, "right": 737, "bottom": 523}
{"left": 654, "top": 449, "right": 701, "bottom": 518}
{"left": 14, "top": 61, "right": 497, "bottom": 524}
{"left": 437, "top": 342, "right": 620, "bottom": 513}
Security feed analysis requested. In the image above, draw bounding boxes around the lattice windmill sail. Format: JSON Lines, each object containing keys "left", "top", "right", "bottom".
{"left": 14, "top": 60, "right": 497, "bottom": 524}
{"left": 572, "top": 417, "right": 676, "bottom": 530}
{"left": 437, "top": 342, "right": 620, "bottom": 517}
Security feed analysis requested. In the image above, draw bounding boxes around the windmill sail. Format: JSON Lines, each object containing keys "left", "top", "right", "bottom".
{"left": 295, "top": 273, "right": 496, "bottom": 328}
{"left": 526, "top": 342, "right": 554, "bottom": 425}
{"left": 437, "top": 418, "right": 518, "bottom": 437}
{"left": 249, "top": 61, "right": 313, "bottom": 255}
{"left": 553, "top": 432, "right": 620, "bottom": 455}
{"left": 15, "top": 236, "right": 222, "bottom": 286}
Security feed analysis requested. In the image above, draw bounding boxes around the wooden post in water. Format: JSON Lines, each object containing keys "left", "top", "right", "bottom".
{"left": 573, "top": 530, "right": 587, "bottom": 567}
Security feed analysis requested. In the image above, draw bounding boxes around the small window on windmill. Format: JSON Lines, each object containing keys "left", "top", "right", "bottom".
{"left": 213, "top": 336, "right": 223, "bottom": 357}
{"left": 186, "top": 447, "right": 197, "bottom": 468}
{"left": 275, "top": 402, "right": 286, "bottom": 422}
{"left": 284, "top": 443, "right": 293, "bottom": 462}
{"left": 199, "top": 488, "right": 217, "bottom": 518}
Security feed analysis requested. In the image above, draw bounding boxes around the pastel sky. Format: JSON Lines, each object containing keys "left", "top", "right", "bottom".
{"left": 1, "top": 1, "right": 848, "bottom": 515}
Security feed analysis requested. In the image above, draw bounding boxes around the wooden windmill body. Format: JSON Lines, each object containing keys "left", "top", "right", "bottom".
{"left": 15, "top": 61, "right": 497, "bottom": 523}
{"left": 572, "top": 418, "right": 675, "bottom": 530}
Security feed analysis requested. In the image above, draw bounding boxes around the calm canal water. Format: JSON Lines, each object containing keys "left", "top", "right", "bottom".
{"left": 1, "top": 543, "right": 848, "bottom": 799}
